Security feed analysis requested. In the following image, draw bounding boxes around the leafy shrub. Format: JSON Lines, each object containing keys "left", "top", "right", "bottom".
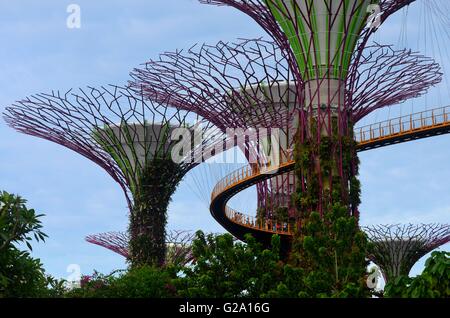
{"left": 67, "top": 266, "right": 177, "bottom": 298}
{"left": 0, "top": 191, "right": 47, "bottom": 253}
{"left": 0, "top": 191, "right": 65, "bottom": 298}
{"left": 66, "top": 271, "right": 118, "bottom": 298}
{"left": 111, "top": 266, "right": 177, "bottom": 298}
{"left": 1, "top": 248, "right": 48, "bottom": 297}
{"left": 289, "top": 205, "right": 370, "bottom": 298}
{"left": 176, "top": 231, "right": 284, "bottom": 298}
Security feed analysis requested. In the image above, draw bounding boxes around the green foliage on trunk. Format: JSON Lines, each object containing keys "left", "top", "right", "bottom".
{"left": 288, "top": 206, "right": 370, "bottom": 297}
{"left": 129, "top": 159, "right": 184, "bottom": 268}
{"left": 93, "top": 123, "right": 186, "bottom": 268}
{"left": 273, "top": 207, "right": 289, "bottom": 223}
{"left": 289, "top": 118, "right": 370, "bottom": 297}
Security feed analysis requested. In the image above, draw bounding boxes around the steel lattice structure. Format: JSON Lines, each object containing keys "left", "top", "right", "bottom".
{"left": 193, "top": 0, "right": 435, "bottom": 218}
{"left": 4, "top": 86, "right": 219, "bottom": 204}
{"left": 199, "top": 1, "right": 417, "bottom": 85}
{"left": 86, "top": 231, "right": 130, "bottom": 258}
{"left": 363, "top": 224, "right": 450, "bottom": 283}
{"left": 130, "top": 38, "right": 441, "bottom": 221}
{"left": 85, "top": 230, "right": 196, "bottom": 266}
{"left": 131, "top": 39, "right": 297, "bottom": 132}
{"left": 130, "top": 39, "right": 299, "bottom": 217}
{"left": 3, "top": 85, "right": 223, "bottom": 266}
{"left": 349, "top": 44, "right": 442, "bottom": 122}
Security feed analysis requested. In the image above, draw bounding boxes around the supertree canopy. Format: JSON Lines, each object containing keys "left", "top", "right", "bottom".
{"left": 364, "top": 224, "right": 450, "bottom": 283}
{"left": 131, "top": 39, "right": 297, "bottom": 131}
{"left": 130, "top": 39, "right": 300, "bottom": 219}
{"left": 196, "top": 0, "right": 434, "bottom": 217}
{"left": 85, "top": 230, "right": 196, "bottom": 267}
{"left": 130, "top": 38, "right": 441, "bottom": 224}
{"left": 199, "top": 1, "right": 417, "bottom": 83}
{"left": 3, "top": 85, "right": 222, "bottom": 267}
{"left": 86, "top": 231, "right": 130, "bottom": 259}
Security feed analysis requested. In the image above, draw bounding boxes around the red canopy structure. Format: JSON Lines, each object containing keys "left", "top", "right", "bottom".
{"left": 86, "top": 230, "right": 196, "bottom": 267}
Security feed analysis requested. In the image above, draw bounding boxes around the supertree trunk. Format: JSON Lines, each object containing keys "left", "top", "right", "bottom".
{"left": 295, "top": 79, "right": 360, "bottom": 219}
{"left": 129, "top": 159, "right": 183, "bottom": 267}
{"left": 291, "top": 84, "right": 368, "bottom": 296}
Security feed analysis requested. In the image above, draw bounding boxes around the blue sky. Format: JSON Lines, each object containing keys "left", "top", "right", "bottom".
{"left": 0, "top": 0, "right": 448, "bottom": 281}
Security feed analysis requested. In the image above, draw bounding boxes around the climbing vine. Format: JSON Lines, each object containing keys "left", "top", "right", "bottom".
{"left": 289, "top": 117, "right": 369, "bottom": 297}
{"left": 129, "top": 158, "right": 184, "bottom": 268}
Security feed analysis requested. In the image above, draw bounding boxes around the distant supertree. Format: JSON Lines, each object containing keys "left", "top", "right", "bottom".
{"left": 3, "top": 85, "right": 222, "bottom": 267}
{"left": 364, "top": 224, "right": 450, "bottom": 283}
{"left": 86, "top": 230, "right": 196, "bottom": 267}
{"left": 130, "top": 38, "right": 441, "bottom": 222}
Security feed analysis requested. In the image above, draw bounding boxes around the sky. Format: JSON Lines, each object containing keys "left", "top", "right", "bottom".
{"left": 0, "top": 0, "right": 448, "bottom": 282}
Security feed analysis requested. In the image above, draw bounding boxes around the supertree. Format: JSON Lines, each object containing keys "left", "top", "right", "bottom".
{"left": 363, "top": 224, "right": 450, "bottom": 283}
{"left": 196, "top": 0, "right": 436, "bottom": 217}
{"left": 130, "top": 38, "right": 441, "bottom": 228}
{"left": 130, "top": 39, "right": 300, "bottom": 221}
{"left": 85, "top": 230, "right": 196, "bottom": 267}
{"left": 3, "top": 85, "right": 222, "bottom": 267}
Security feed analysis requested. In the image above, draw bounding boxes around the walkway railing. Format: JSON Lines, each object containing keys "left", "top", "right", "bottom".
{"left": 212, "top": 152, "right": 295, "bottom": 236}
{"left": 212, "top": 105, "right": 450, "bottom": 236}
{"left": 211, "top": 152, "right": 295, "bottom": 202}
{"left": 355, "top": 106, "right": 450, "bottom": 145}
{"left": 225, "top": 206, "right": 293, "bottom": 235}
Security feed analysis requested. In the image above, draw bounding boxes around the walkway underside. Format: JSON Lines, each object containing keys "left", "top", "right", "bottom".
{"left": 210, "top": 106, "right": 450, "bottom": 251}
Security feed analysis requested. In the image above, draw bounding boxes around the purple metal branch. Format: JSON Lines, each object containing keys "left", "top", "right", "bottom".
{"left": 3, "top": 85, "right": 222, "bottom": 209}
{"left": 349, "top": 44, "right": 443, "bottom": 122}
{"left": 199, "top": 1, "right": 417, "bottom": 82}
{"left": 86, "top": 230, "right": 196, "bottom": 266}
{"left": 130, "top": 39, "right": 300, "bottom": 215}
{"left": 203, "top": 1, "right": 303, "bottom": 88}
{"left": 86, "top": 231, "right": 130, "bottom": 258}
{"left": 130, "top": 39, "right": 298, "bottom": 132}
